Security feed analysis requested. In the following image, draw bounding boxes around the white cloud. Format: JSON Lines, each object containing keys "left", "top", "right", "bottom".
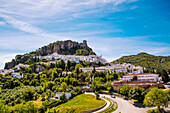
{"left": 0, "top": 53, "right": 23, "bottom": 69}
{"left": 0, "top": 14, "right": 47, "bottom": 36}
{"left": 0, "top": 0, "right": 137, "bottom": 36}
{"left": 0, "top": 21, "right": 6, "bottom": 26}
{"left": 0, "top": 0, "right": 137, "bottom": 18}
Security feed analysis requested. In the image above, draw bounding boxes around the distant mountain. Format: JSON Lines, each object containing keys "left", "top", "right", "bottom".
{"left": 111, "top": 52, "right": 170, "bottom": 71}
{"left": 5, "top": 40, "right": 96, "bottom": 69}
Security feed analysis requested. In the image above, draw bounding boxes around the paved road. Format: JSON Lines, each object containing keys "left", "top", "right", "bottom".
{"left": 106, "top": 95, "right": 149, "bottom": 113}
{"left": 86, "top": 92, "right": 149, "bottom": 113}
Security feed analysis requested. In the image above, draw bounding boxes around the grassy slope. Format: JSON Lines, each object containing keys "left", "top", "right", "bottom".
{"left": 112, "top": 52, "right": 170, "bottom": 71}
{"left": 53, "top": 94, "right": 105, "bottom": 112}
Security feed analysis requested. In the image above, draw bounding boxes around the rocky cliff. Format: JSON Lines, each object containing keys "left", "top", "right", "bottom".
{"left": 33, "top": 40, "right": 93, "bottom": 56}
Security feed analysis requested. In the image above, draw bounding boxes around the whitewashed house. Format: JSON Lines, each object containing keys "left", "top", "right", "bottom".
{"left": 15, "top": 63, "right": 29, "bottom": 70}
{"left": 55, "top": 92, "right": 71, "bottom": 99}
{"left": 43, "top": 55, "right": 52, "bottom": 61}
{"left": 12, "top": 73, "right": 23, "bottom": 79}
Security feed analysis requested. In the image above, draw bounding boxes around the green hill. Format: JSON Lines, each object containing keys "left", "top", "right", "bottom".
{"left": 112, "top": 52, "right": 170, "bottom": 71}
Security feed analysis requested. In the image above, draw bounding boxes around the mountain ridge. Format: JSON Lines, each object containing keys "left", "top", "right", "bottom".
{"left": 112, "top": 52, "right": 170, "bottom": 71}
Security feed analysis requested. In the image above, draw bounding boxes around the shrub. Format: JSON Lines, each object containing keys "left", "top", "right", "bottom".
{"left": 95, "top": 92, "right": 100, "bottom": 100}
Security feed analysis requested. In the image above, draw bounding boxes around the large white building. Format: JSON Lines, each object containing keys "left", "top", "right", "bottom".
{"left": 12, "top": 73, "right": 23, "bottom": 79}
{"left": 121, "top": 73, "right": 159, "bottom": 82}
{"left": 55, "top": 92, "right": 71, "bottom": 99}
{"left": 80, "top": 66, "right": 127, "bottom": 73}
{"left": 15, "top": 63, "right": 29, "bottom": 70}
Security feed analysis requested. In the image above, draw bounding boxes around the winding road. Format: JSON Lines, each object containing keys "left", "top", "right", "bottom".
{"left": 86, "top": 92, "right": 150, "bottom": 113}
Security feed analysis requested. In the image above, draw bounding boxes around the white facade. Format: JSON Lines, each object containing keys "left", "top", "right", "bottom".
{"left": 36, "top": 53, "right": 108, "bottom": 64}
{"left": 80, "top": 66, "right": 127, "bottom": 73}
{"left": 110, "top": 63, "right": 143, "bottom": 74}
{"left": 12, "top": 73, "right": 23, "bottom": 79}
{"left": 55, "top": 92, "right": 71, "bottom": 99}
{"left": 0, "top": 69, "right": 15, "bottom": 75}
{"left": 15, "top": 63, "right": 29, "bottom": 70}
{"left": 121, "top": 73, "right": 159, "bottom": 82}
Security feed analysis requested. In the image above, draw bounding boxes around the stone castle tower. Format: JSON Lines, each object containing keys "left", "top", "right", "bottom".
{"left": 83, "top": 40, "right": 87, "bottom": 47}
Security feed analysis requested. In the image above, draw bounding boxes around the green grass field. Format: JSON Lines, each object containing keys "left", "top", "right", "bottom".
{"left": 51, "top": 94, "right": 105, "bottom": 112}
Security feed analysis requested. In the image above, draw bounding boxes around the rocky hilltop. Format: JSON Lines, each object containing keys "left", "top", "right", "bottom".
{"left": 31, "top": 40, "right": 95, "bottom": 56}
{"left": 5, "top": 40, "right": 96, "bottom": 69}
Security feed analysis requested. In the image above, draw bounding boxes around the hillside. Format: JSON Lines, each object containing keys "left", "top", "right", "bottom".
{"left": 5, "top": 40, "right": 96, "bottom": 69}
{"left": 112, "top": 52, "right": 170, "bottom": 71}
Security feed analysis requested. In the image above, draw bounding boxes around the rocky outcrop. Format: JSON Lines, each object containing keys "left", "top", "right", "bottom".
{"left": 5, "top": 55, "right": 32, "bottom": 69}
{"left": 4, "top": 61, "right": 17, "bottom": 69}
{"left": 31, "top": 64, "right": 45, "bottom": 73}
{"left": 35, "top": 40, "right": 93, "bottom": 56}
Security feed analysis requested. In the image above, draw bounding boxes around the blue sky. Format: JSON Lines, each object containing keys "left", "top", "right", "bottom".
{"left": 0, "top": 0, "right": 170, "bottom": 69}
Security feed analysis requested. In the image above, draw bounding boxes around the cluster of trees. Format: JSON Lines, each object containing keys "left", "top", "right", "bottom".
{"left": 0, "top": 84, "right": 82, "bottom": 112}
{"left": 117, "top": 85, "right": 170, "bottom": 112}
{"left": 0, "top": 86, "right": 39, "bottom": 106}
{"left": 118, "top": 85, "right": 146, "bottom": 103}
{"left": 144, "top": 88, "right": 169, "bottom": 112}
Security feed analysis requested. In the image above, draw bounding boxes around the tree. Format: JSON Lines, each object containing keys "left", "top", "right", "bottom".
{"left": 168, "top": 69, "right": 170, "bottom": 75}
{"left": 118, "top": 84, "right": 131, "bottom": 96}
{"left": 65, "top": 63, "right": 69, "bottom": 71}
{"left": 51, "top": 70, "right": 58, "bottom": 80}
{"left": 92, "top": 80, "right": 101, "bottom": 91}
{"left": 75, "top": 67, "right": 80, "bottom": 76}
{"left": 161, "top": 69, "right": 169, "bottom": 83}
{"left": 22, "top": 87, "right": 35, "bottom": 101}
{"left": 105, "top": 81, "right": 113, "bottom": 93}
{"left": 0, "top": 100, "right": 10, "bottom": 113}
{"left": 45, "top": 81, "right": 54, "bottom": 90}
{"left": 128, "top": 87, "right": 146, "bottom": 103}
{"left": 95, "top": 92, "right": 100, "bottom": 100}
{"left": 60, "top": 94, "right": 66, "bottom": 101}
{"left": 85, "top": 75, "right": 91, "bottom": 86}
{"left": 67, "top": 60, "right": 71, "bottom": 71}
{"left": 113, "top": 72, "right": 119, "bottom": 80}
{"left": 75, "top": 64, "right": 83, "bottom": 75}
{"left": 144, "top": 88, "right": 169, "bottom": 112}
{"left": 106, "top": 71, "right": 110, "bottom": 81}
{"left": 61, "top": 82, "right": 67, "bottom": 91}
{"left": 92, "top": 66, "right": 96, "bottom": 74}
{"left": 58, "top": 60, "right": 65, "bottom": 70}
{"left": 15, "top": 102, "right": 38, "bottom": 113}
